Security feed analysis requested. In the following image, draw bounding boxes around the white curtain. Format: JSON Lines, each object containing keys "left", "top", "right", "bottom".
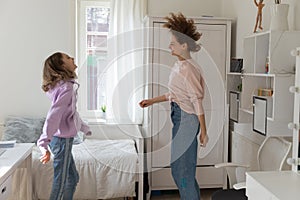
{"left": 106, "top": 0, "right": 147, "bottom": 123}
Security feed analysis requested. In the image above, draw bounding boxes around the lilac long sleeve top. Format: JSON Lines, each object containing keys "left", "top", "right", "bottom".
{"left": 166, "top": 59, "right": 205, "bottom": 115}
{"left": 37, "top": 80, "right": 90, "bottom": 152}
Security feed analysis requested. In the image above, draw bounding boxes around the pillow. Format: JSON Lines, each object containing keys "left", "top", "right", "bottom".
{"left": 2, "top": 116, "right": 45, "bottom": 143}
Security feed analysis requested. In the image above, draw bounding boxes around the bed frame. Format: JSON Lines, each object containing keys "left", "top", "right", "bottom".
{"left": 87, "top": 124, "right": 144, "bottom": 200}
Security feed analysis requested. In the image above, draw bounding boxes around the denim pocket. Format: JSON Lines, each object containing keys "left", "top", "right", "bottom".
{"left": 50, "top": 137, "right": 65, "bottom": 158}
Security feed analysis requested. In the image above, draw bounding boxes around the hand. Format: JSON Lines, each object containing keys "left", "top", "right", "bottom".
{"left": 40, "top": 150, "right": 51, "bottom": 164}
{"left": 139, "top": 99, "right": 153, "bottom": 108}
{"left": 199, "top": 130, "right": 209, "bottom": 148}
{"left": 86, "top": 131, "right": 92, "bottom": 136}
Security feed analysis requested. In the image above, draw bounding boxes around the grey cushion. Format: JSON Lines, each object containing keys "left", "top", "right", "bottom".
{"left": 2, "top": 116, "right": 84, "bottom": 145}
{"left": 2, "top": 116, "right": 45, "bottom": 143}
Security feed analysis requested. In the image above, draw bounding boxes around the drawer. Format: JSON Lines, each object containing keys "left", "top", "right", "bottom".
{"left": 151, "top": 166, "right": 224, "bottom": 190}
{"left": 0, "top": 176, "right": 12, "bottom": 200}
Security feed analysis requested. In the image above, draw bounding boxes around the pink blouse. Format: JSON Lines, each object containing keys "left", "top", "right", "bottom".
{"left": 166, "top": 59, "right": 205, "bottom": 115}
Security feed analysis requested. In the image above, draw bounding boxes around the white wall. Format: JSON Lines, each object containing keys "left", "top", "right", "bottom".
{"left": 0, "top": 0, "right": 75, "bottom": 123}
{"left": 221, "top": 0, "right": 300, "bottom": 57}
{"left": 1, "top": 0, "right": 299, "bottom": 124}
{"left": 0, "top": 0, "right": 222, "bottom": 124}
{"left": 148, "top": 0, "right": 222, "bottom": 17}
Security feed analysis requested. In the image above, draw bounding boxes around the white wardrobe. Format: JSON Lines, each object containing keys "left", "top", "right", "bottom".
{"left": 143, "top": 16, "right": 232, "bottom": 192}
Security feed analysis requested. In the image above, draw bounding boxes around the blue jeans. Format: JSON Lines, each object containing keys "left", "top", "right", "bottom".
{"left": 49, "top": 136, "right": 79, "bottom": 200}
{"left": 170, "top": 102, "right": 200, "bottom": 200}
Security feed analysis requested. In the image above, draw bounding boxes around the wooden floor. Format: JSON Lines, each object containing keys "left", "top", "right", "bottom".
{"left": 103, "top": 188, "right": 220, "bottom": 200}
{"left": 150, "top": 188, "right": 220, "bottom": 200}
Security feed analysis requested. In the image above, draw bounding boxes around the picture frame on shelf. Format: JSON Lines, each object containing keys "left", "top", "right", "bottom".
{"left": 253, "top": 96, "right": 267, "bottom": 136}
{"left": 229, "top": 91, "right": 240, "bottom": 122}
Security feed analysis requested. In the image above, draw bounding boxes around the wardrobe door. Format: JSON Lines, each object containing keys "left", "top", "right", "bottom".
{"left": 195, "top": 24, "right": 226, "bottom": 81}
{"left": 193, "top": 24, "right": 226, "bottom": 164}
{"left": 151, "top": 22, "right": 227, "bottom": 167}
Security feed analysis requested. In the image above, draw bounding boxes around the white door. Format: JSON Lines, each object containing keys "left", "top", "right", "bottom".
{"left": 151, "top": 22, "right": 227, "bottom": 168}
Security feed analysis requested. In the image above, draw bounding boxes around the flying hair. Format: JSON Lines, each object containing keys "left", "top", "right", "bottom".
{"left": 163, "top": 12, "right": 202, "bottom": 52}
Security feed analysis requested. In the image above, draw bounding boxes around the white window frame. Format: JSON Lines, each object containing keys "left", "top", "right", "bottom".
{"left": 76, "top": 0, "right": 110, "bottom": 120}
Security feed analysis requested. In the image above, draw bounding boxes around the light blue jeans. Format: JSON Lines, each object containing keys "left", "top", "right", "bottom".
{"left": 49, "top": 136, "right": 79, "bottom": 200}
{"left": 170, "top": 102, "right": 200, "bottom": 200}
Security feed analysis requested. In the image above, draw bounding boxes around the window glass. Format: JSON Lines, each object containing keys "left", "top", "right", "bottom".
{"left": 77, "top": 1, "right": 110, "bottom": 116}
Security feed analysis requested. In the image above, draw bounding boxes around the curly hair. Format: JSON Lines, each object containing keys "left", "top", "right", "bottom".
{"left": 42, "top": 52, "right": 77, "bottom": 92}
{"left": 163, "top": 12, "right": 202, "bottom": 52}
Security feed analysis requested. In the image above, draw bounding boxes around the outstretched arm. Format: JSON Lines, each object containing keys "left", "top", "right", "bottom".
{"left": 139, "top": 94, "right": 168, "bottom": 108}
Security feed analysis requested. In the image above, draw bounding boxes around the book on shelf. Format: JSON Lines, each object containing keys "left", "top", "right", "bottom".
{"left": 257, "top": 88, "right": 273, "bottom": 96}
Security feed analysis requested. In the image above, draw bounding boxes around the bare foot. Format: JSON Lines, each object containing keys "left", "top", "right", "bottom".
{"left": 259, "top": 26, "right": 263, "bottom": 30}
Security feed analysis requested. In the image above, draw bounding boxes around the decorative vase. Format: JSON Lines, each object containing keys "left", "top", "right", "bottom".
{"left": 270, "top": 4, "right": 289, "bottom": 31}
{"left": 100, "top": 112, "right": 106, "bottom": 119}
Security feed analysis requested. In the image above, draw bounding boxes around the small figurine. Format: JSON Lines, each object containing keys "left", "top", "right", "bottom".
{"left": 253, "top": 0, "right": 265, "bottom": 33}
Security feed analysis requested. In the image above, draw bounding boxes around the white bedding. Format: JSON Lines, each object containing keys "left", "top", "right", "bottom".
{"left": 32, "top": 139, "right": 138, "bottom": 199}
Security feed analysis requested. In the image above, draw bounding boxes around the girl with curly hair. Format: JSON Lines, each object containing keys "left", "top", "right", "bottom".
{"left": 139, "top": 12, "right": 208, "bottom": 199}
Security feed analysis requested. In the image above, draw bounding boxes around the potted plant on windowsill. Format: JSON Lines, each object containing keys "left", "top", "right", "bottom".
{"left": 101, "top": 105, "right": 106, "bottom": 119}
{"left": 270, "top": 0, "right": 289, "bottom": 31}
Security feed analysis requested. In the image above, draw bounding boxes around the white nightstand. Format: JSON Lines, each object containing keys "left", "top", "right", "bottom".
{"left": 0, "top": 143, "right": 34, "bottom": 200}
{"left": 246, "top": 171, "right": 300, "bottom": 200}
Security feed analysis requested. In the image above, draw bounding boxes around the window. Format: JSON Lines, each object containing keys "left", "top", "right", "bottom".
{"left": 77, "top": 0, "right": 144, "bottom": 123}
{"left": 77, "top": 0, "right": 110, "bottom": 119}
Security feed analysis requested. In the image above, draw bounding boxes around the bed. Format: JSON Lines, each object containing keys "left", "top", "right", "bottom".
{"left": 0, "top": 117, "right": 144, "bottom": 200}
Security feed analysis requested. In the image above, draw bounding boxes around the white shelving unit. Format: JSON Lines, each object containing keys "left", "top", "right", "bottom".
{"left": 244, "top": 47, "right": 300, "bottom": 200}
{"left": 228, "top": 30, "right": 300, "bottom": 136}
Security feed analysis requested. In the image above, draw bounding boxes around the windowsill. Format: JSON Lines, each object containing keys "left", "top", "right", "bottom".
{"left": 84, "top": 118, "right": 142, "bottom": 125}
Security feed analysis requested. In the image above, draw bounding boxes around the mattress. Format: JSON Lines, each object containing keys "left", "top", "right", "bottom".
{"left": 32, "top": 139, "right": 138, "bottom": 199}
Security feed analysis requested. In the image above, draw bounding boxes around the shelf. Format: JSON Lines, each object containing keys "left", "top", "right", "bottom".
{"left": 227, "top": 72, "right": 242, "bottom": 76}
{"left": 228, "top": 72, "right": 276, "bottom": 78}
{"left": 244, "top": 30, "right": 270, "bottom": 38}
{"left": 240, "top": 108, "right": 253, "bottom": 115}
{"left": 240, "top": 107, "right": 274, "bottom": 121}
{"left": 241, "top": 73, "right": 275, "bottom": 77}
{"left": 227, "top": 30, "right": 299, "bottom": 135}
{"left": 243, "top": 30, "right": 300, "bottom": 75}
{"left": 240, "top": 75, "right": 274, "bottom": 112}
